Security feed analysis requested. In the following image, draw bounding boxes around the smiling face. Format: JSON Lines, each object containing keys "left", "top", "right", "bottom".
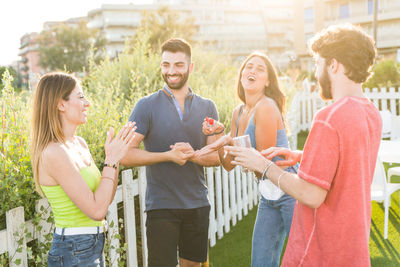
{"left": 240, "top": 56, "right": 270, "bottom": 93}
{"left": 161, "top": 51, "right": 193, "bottom": 90}
{"left": 59, "top": 84, "right": 91, "bottom": 125}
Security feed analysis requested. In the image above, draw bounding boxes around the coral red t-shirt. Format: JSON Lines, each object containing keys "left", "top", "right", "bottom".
{"left": 282, "top": 96, "right": 382, "bottom": 267}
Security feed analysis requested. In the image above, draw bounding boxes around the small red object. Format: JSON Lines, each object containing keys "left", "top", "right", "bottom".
{"left": 208, "top": 118, "right": 214, "bottom": 125}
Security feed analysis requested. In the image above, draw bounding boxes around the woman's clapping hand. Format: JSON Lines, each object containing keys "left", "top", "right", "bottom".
{"left": 104, "top": 122, "right": 137, "bottom": 164}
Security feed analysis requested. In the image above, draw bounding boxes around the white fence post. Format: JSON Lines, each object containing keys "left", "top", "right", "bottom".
{"left": 372, "top": 88, "right": 379, "bottom": 108}
{"left": 389, "top": 87, "right": 397, "bottom": 114}
{"left": 6, "top": 207, "right": 27, "bottom": 267}
{"left": 242, "top": 171, "right": 248, "bottom": 216}
{"left": 122, "top": 169, "right": 138, "bottom": 267}
{"left": 229, "top": 170, "right": 237, "bottom": 226}
{"left": 222, "top": 169, "right": 230, "bottom": 233}
{"left": 207, "top": 167, "right": 216, "bottom": 247}
{"left": 235, "top": 166, "right": 242, "bottom": 221}
{"left": 381, "top": 87, "right": 388, "bottom": 110}
{"left": 138, "top": 166, "right": 148, "bottom": 267}
{"left": 215, "top": 167, "right": 224, "bottom": 239}
{"left": 247, "top": 172, "right": 254, "bottom": 210}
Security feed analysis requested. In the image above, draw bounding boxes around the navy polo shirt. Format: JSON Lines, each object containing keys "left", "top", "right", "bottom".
{"left": 129, "top": 88, "right": 219, "bottom": 211}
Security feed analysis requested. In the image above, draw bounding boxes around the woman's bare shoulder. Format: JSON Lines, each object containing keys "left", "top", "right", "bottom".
{"left": 41, "top": 142, "right": 71, "bottom": 166}
{"left": 256, "top": 97, "right": 280, "bottom": 113}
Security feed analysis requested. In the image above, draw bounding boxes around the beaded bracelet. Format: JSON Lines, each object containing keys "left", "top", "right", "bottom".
{"left": 103, "top": 163, "right": 117, "bottom": 169}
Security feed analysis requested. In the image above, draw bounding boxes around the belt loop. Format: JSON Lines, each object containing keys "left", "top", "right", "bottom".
{"left": 97, "top": 226, "right": 100, "bottom": 238}
{"left": 61, "top": 228, "right": 65, "bottom": 241}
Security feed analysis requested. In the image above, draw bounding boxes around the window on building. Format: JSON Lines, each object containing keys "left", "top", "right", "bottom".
{"left": 304, "top": 8, "right": 314, "bottom": 23}
{"left": 339, "top": 3, "right": 350, "bottom": 18}
{"left": 368, "top": 0, "right": 379, "bottom": 15}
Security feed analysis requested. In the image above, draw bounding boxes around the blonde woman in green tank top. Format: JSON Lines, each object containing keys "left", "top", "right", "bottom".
{"left": 31, "top": 73, "right": 137, "bottom": 267}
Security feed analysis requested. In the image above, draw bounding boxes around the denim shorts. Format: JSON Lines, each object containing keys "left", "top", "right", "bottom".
{"left": 47, "top": 229, "right": 105, "bottom": 267}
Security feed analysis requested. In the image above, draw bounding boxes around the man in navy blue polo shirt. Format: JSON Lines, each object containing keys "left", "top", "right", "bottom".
{"left": 121, "top": 38, "right": 220, "bottom": 267}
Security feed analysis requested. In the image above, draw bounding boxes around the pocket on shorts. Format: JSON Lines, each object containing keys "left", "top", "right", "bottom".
{"left": 74, "top": 235, "right": 98, "bottom": 254}
{"left": 47, "top": 254, "right": 63, "bottom": 267}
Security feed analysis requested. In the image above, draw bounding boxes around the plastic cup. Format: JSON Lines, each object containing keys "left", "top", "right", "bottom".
{"left": 232, "top": 134, "right": 251, "bottom": 148}
{"left": 232, "top": 135, "right": 251, "bottom": 172}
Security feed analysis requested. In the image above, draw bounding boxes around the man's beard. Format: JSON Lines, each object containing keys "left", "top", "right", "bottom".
{"left": 318, "top": 64, "right": 333, "bottom": 100}
{"left": 162, "top": 69, "right": 190, "bottom": 90}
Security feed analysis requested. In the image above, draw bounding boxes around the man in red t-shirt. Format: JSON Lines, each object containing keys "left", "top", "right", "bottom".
{"left": 226, "top": 24, "right": 381, "bottom": 266}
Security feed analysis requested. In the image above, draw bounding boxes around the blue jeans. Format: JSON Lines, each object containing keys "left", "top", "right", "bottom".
{"left": 251, "top": 194, "right": 296, "bottom": 267}
{"left": 47, "top": 230, "right": 105, "bottom": 267}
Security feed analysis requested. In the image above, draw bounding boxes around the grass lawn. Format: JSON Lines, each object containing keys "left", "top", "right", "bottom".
{"left": 209, "top": 132, "right": 400, "bottom": 266}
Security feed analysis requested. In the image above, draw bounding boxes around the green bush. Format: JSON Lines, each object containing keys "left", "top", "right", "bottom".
{"left": 0, "top": 70, "right": 38, "bottom": 229}
{"left": 364, "top": 59, "right": 400, "bottom": 88}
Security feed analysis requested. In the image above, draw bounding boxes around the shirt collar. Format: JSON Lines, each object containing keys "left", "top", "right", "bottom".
{"left": 163, "top": 85, "right": 193, "bottom": 98}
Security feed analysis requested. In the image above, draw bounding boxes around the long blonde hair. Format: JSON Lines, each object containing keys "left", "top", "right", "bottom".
{"left": 31, "top": 73, "right": 77, "bottom": 195}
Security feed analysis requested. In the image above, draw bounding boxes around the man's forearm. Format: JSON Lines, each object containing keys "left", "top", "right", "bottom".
{"left": 190, "top": 151, "right": 220, "bottom": 167}
{"left": 120, "top": 148, "right": 171, "bottom": 167}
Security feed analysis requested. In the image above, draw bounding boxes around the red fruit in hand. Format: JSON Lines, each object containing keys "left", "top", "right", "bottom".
{"left": 208, "top": 118, "right": 214, "bottom": 125}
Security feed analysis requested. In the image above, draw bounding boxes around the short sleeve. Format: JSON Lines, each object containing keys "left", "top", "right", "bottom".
{"left": 298, "top": 119, "right": 339, "bottom": 190}
{"left": 128, "top": 98, "right": 150, "bottom": 137}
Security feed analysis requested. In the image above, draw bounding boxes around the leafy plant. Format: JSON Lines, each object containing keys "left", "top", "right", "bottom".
{"left": 137, "top": 6, "right": 197, "bottom": 52}
{"left": 38, "top": 20, "right": 107, "bottom": 72}
{"left": 364, "top": 59, "right": 400, "bottom": 88}
{"left": 0, "top": 70, "right": 39, "bottom": 229}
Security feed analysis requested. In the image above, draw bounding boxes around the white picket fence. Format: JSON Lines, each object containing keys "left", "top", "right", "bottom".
{"left": 288, "top": 80, "right": 400, "bottom": 149}
{"left": 0, "top": 166, "right": 259, "bottom": 267}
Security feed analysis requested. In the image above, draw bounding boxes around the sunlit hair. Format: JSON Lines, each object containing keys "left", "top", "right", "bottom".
{"left": 309, "top": 23, "right": 376, "bottom": 83}
{"left": 31, "top": 72, "right": 78, "bottom": 195}
{"left": 236, "top": 52, "right": 285, "bottom": 114}
{"left": 161, "top": 38, "right": 192, "bottom": 62}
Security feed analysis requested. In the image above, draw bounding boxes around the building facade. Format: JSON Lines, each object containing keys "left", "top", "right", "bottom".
{"left": 87, "top": 0, "right": 294, "bottom": 64}
{"left": 294, "top": 0, "right": 400, "bottom": 71}
{"left": 18, "top": 17, "right": 85, "bottom": 89}
{"left": 18, "top": 33, "right": 41, "bottom": 89}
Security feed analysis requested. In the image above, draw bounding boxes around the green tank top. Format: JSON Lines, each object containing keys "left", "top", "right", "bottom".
{"left": 41, "top": 164, "right": 103, "bottom": 228}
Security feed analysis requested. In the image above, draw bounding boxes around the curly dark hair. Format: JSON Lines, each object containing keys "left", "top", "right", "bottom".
{"left": 309, "top": 24, "right": 376, "bottom": 83}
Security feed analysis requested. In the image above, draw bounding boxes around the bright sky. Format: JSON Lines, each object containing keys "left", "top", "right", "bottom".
{"left": 0, "top": 0, "right": 152, "bottom": 66}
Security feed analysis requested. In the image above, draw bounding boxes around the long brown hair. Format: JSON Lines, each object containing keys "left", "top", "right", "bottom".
{"left": 236, "top": 52, "right": 285, "bottom": 114}
{"left": 31, "top": 72, "right": 77, "bottom": 195}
